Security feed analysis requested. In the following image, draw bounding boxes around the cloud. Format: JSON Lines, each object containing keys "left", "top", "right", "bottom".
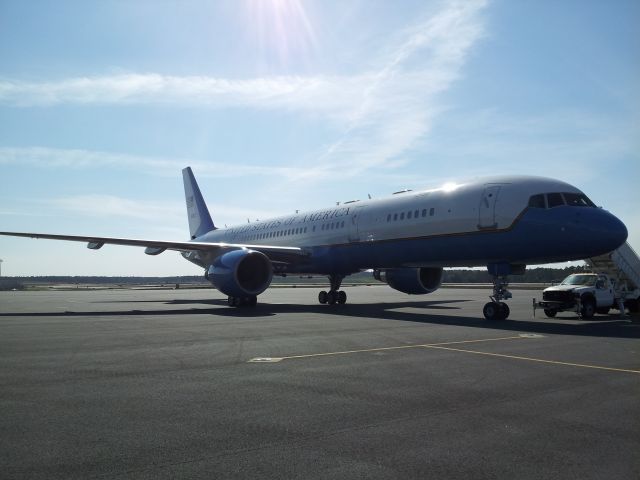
{"left": 416, "top": 107, "right": 638, "bottom": 183}
{"left": 0, "top": 146, "right": 297, "bottom": 179}
{"left": 0, "top": 74, "right": 367, "bottom": 124}
{"left": 48, "top": 194, "right": 279, "bottom": 227}
{"left": 51, "top": 195, "right": 183, "bottom": 221}
{"left": 0, "top": 0, "right": 488, "bottom": 182}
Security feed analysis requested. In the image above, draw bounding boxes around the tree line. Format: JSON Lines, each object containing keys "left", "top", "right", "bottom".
{"left": 0, "top": 266, "right": 589, "bottom": 291}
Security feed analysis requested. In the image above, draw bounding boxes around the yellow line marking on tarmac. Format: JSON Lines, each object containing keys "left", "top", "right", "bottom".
{"left": 425, "top": 346, "right": 640, "bottom": 375}
{"left": 248, "top": 335, "right": 530, "bottom": 363}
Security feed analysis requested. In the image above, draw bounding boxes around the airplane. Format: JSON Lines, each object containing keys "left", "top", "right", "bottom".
{"left": 0, "top": 168, "right": 628, "bottom": 320}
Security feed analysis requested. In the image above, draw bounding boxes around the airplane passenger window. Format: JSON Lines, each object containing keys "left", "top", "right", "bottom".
{"left": 407, "top": 211, "right": 412, "bottom": 219}
{"left": 400, "top": 212, "right": 405, "bottom": 220}
{"left": 394, "top": 213, "right": 398, "bottom": 221}
{"left": 547, "top": 193, "right": 565, "bottom": 208}
{"left": 528, "top": 194, "right": 546, "bottom": 208}
{"left": 429, "top": 208, "right": 435, "bottom": 216}
{"left": 341, "top": 221, "right": 345, "bottom": 228}
{"left": 387, "top": 214, "right": 391, "bottom": 222}
{"left": 414, "top": 210, "right": 419, "bottom": 218}
{"left": 563, "top": 192, "right": 596, "bottom": 207}
{"left": 422, "top": 209, "right": 427, "bottom": 217}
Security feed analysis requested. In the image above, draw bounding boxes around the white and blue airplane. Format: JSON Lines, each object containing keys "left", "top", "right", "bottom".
{"left": 0, "top": 168, "right": 628, "bottom": 320}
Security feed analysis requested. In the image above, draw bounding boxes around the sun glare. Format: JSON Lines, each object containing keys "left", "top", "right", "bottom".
{"left": 243, "top": 0, "right": 317, "bottom": 67}
{"left": 441, "top": 182, "right": 461, "bottom": 193}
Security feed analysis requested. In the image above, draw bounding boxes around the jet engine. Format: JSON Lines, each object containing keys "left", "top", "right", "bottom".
{"left": 207, "top": 249, "right": 273, "bottom": 297}
{"left": 374, "top": 267, "right": 443, "bottom": 295}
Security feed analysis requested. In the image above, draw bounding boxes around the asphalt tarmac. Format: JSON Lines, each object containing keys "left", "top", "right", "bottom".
{"left": 1, "top": 286, "right": 639, "bottom": 479}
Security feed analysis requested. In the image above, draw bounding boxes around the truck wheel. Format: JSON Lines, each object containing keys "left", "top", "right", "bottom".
{"left": 596, "top": 307, "right": 610, "bottom": 315}
{"left": 543, "top": 309, "right": 557, "bottom": 318}
{"left": 581, "top": 298, "right": 596, "bottom": 319}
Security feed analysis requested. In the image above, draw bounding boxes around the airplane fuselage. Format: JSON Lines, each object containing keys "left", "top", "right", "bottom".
{"left": 185, "top": 175, "right": 627, "bottom": 275}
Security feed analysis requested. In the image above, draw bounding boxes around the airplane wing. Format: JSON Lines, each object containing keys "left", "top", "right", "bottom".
{"left": 0, "top": 231, "right": 308, "bottom": 264}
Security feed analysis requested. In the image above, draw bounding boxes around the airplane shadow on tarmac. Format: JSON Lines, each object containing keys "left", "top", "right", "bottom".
{"left": 206, "top": 298, "right": 639, "bottom": 339}
{"left": 2, "top": 297, "right": 638, "bottom": 339}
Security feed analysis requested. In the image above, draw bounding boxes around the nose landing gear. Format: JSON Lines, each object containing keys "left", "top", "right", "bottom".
{"left": 483, "top": 275, "right": 511, "bottom": 320}
{"left": 483, "top": 263, "right": 523, "bottom": 320}
{"left": 318, "top": 274, "right": 347, "bottom": 305}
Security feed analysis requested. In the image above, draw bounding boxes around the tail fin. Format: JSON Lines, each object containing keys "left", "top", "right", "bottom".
{"left": 182, "top": 167, "right": 216, "bottom": 239}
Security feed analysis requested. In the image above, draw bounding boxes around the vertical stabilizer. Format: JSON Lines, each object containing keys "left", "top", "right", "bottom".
{"left": 182, "top": 167, "right": 216, "bottom": 239}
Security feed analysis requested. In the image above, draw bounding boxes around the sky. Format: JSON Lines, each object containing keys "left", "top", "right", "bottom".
{"left": 0, "top": 0, "right": 638, "bottom": 276}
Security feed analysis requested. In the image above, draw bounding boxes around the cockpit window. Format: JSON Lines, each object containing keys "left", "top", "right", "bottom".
{"left": 546, "top": 193, "right": 565, "bottom": 208}
{"left": 528, "top": 194, "right": 546, "bottom": 208}
{"left": 563, "top": 192, "right": 596, "bottom": 207}
{"left": 528, "top": 192, "right": 596, "bottom": 209}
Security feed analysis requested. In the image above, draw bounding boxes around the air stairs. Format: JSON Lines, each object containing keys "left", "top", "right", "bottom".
{"left": 586, "top": 242, "right": 640, "bottom": 313}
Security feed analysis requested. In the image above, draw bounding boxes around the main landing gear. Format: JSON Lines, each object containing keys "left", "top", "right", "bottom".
{"left": 318, "top": 274, "right": 347, "bottom": 305}
{"left": 483, "top": 273, "right": 512, "bottom": 321}
{"left": 227, "top": 295, "right": 257, "bottom": 307}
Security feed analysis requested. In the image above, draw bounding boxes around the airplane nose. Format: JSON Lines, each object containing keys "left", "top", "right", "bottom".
{"left": 600, "top": 211, "right": 628, "bottom": 252}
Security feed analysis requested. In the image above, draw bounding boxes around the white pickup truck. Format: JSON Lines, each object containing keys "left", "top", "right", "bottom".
{"left": 535, "top": 272, "right": 639, "bottom": 318}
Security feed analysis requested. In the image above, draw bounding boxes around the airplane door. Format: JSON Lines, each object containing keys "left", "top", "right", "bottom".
{"left": 349, "top": 206, "right": 368, "bottom": 242}
{"left": 478, "top": 185, "right": 501, "bottom": 229}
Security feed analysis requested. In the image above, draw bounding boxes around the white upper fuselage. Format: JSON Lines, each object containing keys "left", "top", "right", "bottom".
{"left": 201, "top": 175, "right": 554, "bottom": 246}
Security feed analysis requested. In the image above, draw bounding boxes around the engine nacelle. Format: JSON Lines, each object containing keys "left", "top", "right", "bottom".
{"left": 207, "top": 249, "right": 273, "bottom": 297}
{"left": 374, "top": 267, "right": 443, "bottom": 295}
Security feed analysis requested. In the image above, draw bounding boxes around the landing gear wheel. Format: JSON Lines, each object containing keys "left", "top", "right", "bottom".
{"left": 318, "top": 291, "right": 328, "bottom": 304}
{"left": 327, "top": 291, "right": 338, "bottom": 305}
{"left": 483, "top": 302, "right": 500, "bottom": 320}
{"left": 337, "top": 290, "right": 347, "bottom": 304}
{"left": 498, "top": 302, "right": 510, "bottom": 320}
{"left": 543, "top": 309, "right": 557, "bottom": 318}
{"left": 227, "top": 296, "right": 257, "bottom": 307}
{"left": 580, "top": 298, "right": 596, "bottom": 319}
